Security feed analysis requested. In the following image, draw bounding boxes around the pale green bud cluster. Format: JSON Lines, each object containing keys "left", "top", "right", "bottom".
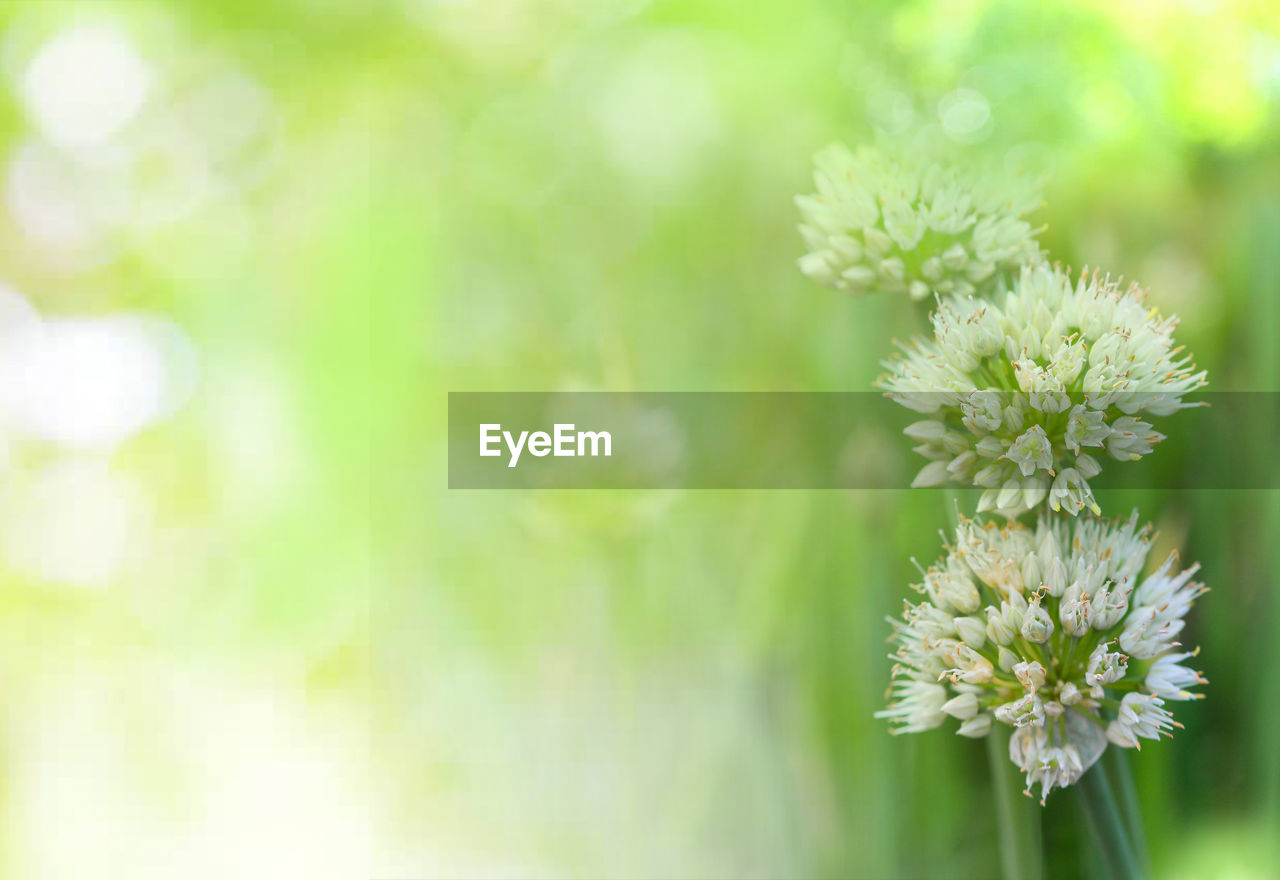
{"left": 875, "top": 515, "right": 1207, "bottom": 803}
{"left": 878, "top": 264, "right": 1207, "bottom": 516}
{"left": 795, "top": 144, "right": 1043, "bottom": 299}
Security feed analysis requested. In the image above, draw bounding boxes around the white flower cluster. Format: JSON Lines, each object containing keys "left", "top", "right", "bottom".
{"left": 795, "top": 144, "right": 1044, "bottom": 299}
{"left": 796, "top": 142, "right": 1213, "bottom": 808}
{"left": 876, "top": 515, "right": 1207, "bottom": 803}
{"left": 878, "top": 263, "right": 1207, "bottom": 516}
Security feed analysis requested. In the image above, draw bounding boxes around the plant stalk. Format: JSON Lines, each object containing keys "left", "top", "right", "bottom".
{"left": 1104, "top": 746, "right": 1150, "bottom": 876}
{"left": 987, "top": 725, "right": 1043, "bottom": 880}
{"left": 1078, "top": 761, "right": 1144, "bottom": 880}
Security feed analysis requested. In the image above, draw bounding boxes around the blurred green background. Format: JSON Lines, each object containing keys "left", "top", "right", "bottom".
{"left": 2, "top": 0, "right": 1279, "bottom": 877}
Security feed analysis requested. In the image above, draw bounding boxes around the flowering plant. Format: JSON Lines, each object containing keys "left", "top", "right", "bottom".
{"left": 796, "top": 144, "right": 1042, "bottom": 299}
{"left": 798, "top": 141, "right": 1207, "bottom": 876}
{"left": 880, "top": 263, "right": 1206, "bottom": 516}
{"left": 878, "top": 514, "right": 1205, "bottom": 802}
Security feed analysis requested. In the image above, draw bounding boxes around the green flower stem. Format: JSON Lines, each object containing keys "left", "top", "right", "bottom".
{"left": 1105, "top": 746, "right": 1150, "bottom": 876}
{"left": 987, "top": 724, "right": 1043, "bottom": 880}
{"left": 953, "top": 488, "right": 1042, "bottom": 880}
{"left": 1078, "top": 761, "right": 1144, "bottom": 880}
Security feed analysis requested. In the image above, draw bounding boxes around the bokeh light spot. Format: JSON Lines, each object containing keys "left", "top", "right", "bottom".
{"left": 20, "top": 24, "right": 151, "bottom": 152}
{"left": 0, "top": 314, "right": 197, "bottom": 451}
{"left": 938, "top": 87, "right": 991, "bottom": 142}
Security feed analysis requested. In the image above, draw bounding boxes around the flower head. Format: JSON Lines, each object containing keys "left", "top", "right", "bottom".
{"left": 877, "top": 513, "right": 1207, "bottom": 803}
{"left": 880, "top": 263, "right": 1207, "bottom": 516}
{"left": 795, "top": 144, "right": 1043, "bottom": 299}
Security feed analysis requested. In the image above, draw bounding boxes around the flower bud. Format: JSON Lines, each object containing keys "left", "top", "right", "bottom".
{"left": 1020, "top": 596, "right": 1054, "bottom": 643}
{"left": 924, "top": 568, "right": 979, "bottom": 615}
{"left": 1107, "top": 416, "right": 1162, "bottom": 460}
{"left": 985, "top": 604, "right": 1018, "bottom": 645}
{"left": 1007, "top": 425, "right": 1054, "bottom": 477}
{"left": 1076, "top": 453, "right": 1102, "bottom": 478}
{"left": 1090, "top": 583, "right": 1130, "bottom": 631}
{"left": 956, "top": 714, "right": 993, "bottom": 738}
{"left": 997, "top": 645, "right": 1020, "bottom": 673}
{"left": 954, "top": 615, "right": 987, "bottom": 649}
{"left": 862, "top": 225, "right": 893, "bottom": 257}
{"left": 909, "top": 602, "right": 955, "bottom": 638}
{"left": 995, "top": 693, "right": 1045, "bottom": 728}
{"left": 1042, "top": 557, "right": 1067, "bottom": 598}
{"left": 1059, "top": 588, "right": 1092, "bottom": 637}
{"left": 940, "top": 242, "right": 968, "bottom": 270}
{"left": 947, "top": 450, "right": 977, "bottom": 479}
{"left": 1064, "top": 405, "right": 1109, "bottom": 453}
{"left": 1014, "top": 660, "right": 1047, "bottom": 691}
{"left": 1105, "top": 693, "right": 1175, "bottom": 750}
{"left": 1085, "top": 642, "right": 1128, "bottom": 688}
{"left": 904, "top": 420, "right": 948, "bottom": 442}
{"left": 912, "top": 461, "right": 952, "bottom": 488}
{"left": 962, "top": 392, "right": 1003, "bottom": 433}
{"left": 975, "top": 435, "right": 1005, "bottom": 458}
{"left": 941, "top": 692, "right": 979, "bottom": 720}
{"left": 1002, "top": 403, "right": 1026, "bottom": 434}
{"left": 946, "top": 645, "right": 994, "bottom": 684}
{"left": 996, "top": 476, "right": 1024, "bottom": 512}
{"left": 1050, "top": 468, "right": 1100, "bottom": 516}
